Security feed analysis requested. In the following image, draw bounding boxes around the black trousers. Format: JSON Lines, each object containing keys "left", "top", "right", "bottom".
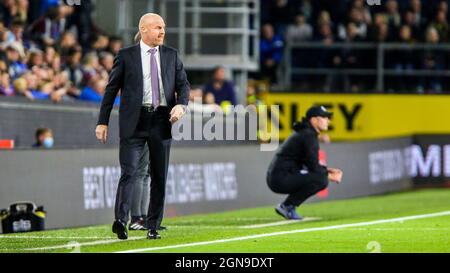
{"left": 267, "top": 169, "right": 329, "bottom": 207}
{"left": 114, "top": 106, "right": 172, "bottom": 229}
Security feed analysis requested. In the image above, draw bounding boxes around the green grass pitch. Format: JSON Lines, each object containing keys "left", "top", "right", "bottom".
{"left": 1, "top": 189, "right": 449, "bottom": 253}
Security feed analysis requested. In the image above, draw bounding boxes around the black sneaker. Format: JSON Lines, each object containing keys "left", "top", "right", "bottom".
{"left": 147, "top": 229, "right": 161, "bottom": 240}
{"left": 275, "top": 203, "right": 303, "bottom": 220}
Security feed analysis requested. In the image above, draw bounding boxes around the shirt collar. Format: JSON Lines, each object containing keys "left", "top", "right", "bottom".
{"left": 140, "top": 40, "right": 159, "bottom": 54}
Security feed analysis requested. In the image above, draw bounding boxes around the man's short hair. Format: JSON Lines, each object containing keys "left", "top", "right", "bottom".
{"left": 99, "top": 51, "right": 113, "bottom": 60}
{"left": 35, "top": 128, "right": 52, "bottom": 140}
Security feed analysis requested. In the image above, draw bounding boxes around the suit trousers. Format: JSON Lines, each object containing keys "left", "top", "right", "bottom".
{"left": 130, "top": 144, "right": 150, "bottom": 219}
{"left": 114, "top": 106, "right": 172, "bottom": 229}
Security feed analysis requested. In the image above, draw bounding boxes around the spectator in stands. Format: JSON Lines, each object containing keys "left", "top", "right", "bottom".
{"left": 385, "top": 0, "right": 402, "bottom": 29}
{"left": 99, "top": 51, "right": 114, "bottom": 73}
{"left": 315, "top": 21, "right": 335, "bottom": 44}
{"left": 430, "top": 9, "right": 449, "bottom": 42}
{"left": 12, "top": 76, "right": 33, "bottom": 99}
{"left": 204, "top": 66, "right": 237, "bottom": 107}
{"left": 419, "top": 27, "right": 445, "bottom": 93}
{"left": 5, "top": 41, "right": 26, "bottom": 79}
{"left": 0, "top": 59, "right": 6, "bottom": 71}
{"left": 13, "top": 0, "right": 28, "bottom": 24}
{"left": 27, "top": 48, "right": 44, "bottom": 68}
{"left": 410, "top": 0, "right": 425, "bottom": 27}
{"left": 44, "top": 45, "right": 56, "bottom": 64}
{"left": 402, "top": 8, "right": 423, "bottom": 41}
{"left": 79, "top": 77, "right": 119, "bottom": 105}
{"left": 395, "top": 25, "right": 417, "bottom": 66}
{"left": 48, "top": 67, "right": 72, "bottom": 102}
{"left": 20, "top": 71, "right": 37, "bottom": 96}
{"left": 7, "top": 18, "right": 26, "bottom": 45}
{"left": 32, "top": 127, "right": 54, "bottom": 149}
{"left": 340, "top": 23, "right": 364, "bottom": 92}
{"left": 260, "top": 23, "right": 284, "bottom": 83}
{"left": 0, "top": 69, "right": 13, "bottom": 95}
{"left": 27, "top": 6, "right": 67, "bottom": 47}
{"left": 90, "top": 34, "right": 109, "bottom": 54}
{"left": 107, "top": 36, "right": 124, "bottom": 55}
{"left": 317, "top": 10, "right": 334, "bottom": 30}
{"left": 286, "top": 13, "right": 313, "bottom": 71}
{"left": 371, "top": 15, "right": 391, "bottom": 42}
{"left": 285, "top": 13, "right": 313, "bottom": 42}
{"left": 63, "top": 46, "right": 83, "bottom": 89}
{"left": 389, "top": 25, "right": 418, "bottom": 92}
{"left": 438, "top": 0, "right": 448, "bottom": 18}
{"left": 58, "top": 31, "right": 77, "bottom": 58}
{"left": 299, "top": 0, "right": 313, "bottom": 23}
{"left": 81, "top": 52, "right": 102, "bottom": 85}
{"left": 338, "top": 7, "right": 368, "bottom": 41}
{"left": 0, "top": 21, "right": 8, "bottom": 45}
{"left": 0, "top": 0, "right": 17, "bottom": 27}
{"left": 34, "top": 80, "right": 52, "bottom": 100}
{"left": 188, "top": 87, "right": 222, "bottom": 114}
{"left": 351, "top": 0, "right": 372, "bottom": 25}
{"left": 246, "top": 82, "right": 263, "bottom": 107}
{"left": 66, "top": 0, "right": 98, "bottom": 49}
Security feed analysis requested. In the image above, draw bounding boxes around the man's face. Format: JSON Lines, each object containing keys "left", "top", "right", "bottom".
{"left": 312, "top": 116, "right": 330, "bottom": 132}
{"left": 214, "top": 68, "right": 225, "bottom": 82}
{"left": 12, "top": 25, "right": 23, "bottom": 38}
{"left": 6, "top": 49, "right": 19, "bottom": 61}
{"left": 141, "top": 16, "right": 166, "bottom": 47}
{"left": 262, "top": 24, "right": 274, "bottom": 40}
{"left": 39, "top": 131, "right": 53, "bottom": 144}
{"left": 101, "top": 56, "right": 114, "bottom": 71}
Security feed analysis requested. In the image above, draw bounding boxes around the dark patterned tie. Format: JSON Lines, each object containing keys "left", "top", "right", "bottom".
{"left": 149, "top": 48, "right": 160, "bottom": 107}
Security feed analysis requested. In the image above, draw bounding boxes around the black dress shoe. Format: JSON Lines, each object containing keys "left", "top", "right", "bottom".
{"left": 112, "top": 220, "right": 128, "bottom": 240}
{"left": 147, "top": 229, "right": 161, "bottom": 240}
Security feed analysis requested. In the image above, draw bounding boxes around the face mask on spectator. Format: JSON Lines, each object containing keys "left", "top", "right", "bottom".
{"left": 43, "top": 137, "right": 54, "bottom": 149}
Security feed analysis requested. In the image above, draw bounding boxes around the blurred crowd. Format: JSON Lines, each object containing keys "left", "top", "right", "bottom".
{"left": 0, "top": 0, "right": 123, "bottom": 103}
{"left": 259, "top": 0, "right": 450, "bottom": 93}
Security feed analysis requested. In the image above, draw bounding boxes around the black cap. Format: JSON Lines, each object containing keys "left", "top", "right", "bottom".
{"left": 306, "top": 105, "right": 333, "bottom": 119}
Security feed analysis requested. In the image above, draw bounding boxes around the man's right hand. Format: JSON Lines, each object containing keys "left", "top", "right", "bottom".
{"left": 327, "top": 168, "right": 343, "bottom": 184}
{"left": 95, "top": 125, "right": 108, "bottom": 144}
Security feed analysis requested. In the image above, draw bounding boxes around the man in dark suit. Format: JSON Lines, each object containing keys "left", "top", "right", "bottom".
{"left": 95, "top": 13, "right": 189, "bottom": 240}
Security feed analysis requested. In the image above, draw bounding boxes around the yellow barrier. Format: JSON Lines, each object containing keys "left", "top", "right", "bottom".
{"left": 265, "top": 93, "right": 450, "bottom": 141}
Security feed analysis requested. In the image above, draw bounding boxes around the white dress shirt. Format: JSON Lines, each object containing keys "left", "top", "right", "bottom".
{"left": 140, "top": 40, "right": 167, "bottom": 106}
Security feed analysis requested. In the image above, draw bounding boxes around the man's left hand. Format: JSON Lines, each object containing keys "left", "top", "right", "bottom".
{"left": 170, "top": 105, "right": 186, "bottom": 124}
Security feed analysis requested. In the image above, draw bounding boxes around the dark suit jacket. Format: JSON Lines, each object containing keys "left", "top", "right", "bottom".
{"left": 97, "top": 44, "right": 190, "bottom": 139}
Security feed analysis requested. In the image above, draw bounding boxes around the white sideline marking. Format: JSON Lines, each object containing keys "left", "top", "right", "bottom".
{"left": 15, "top": 210, "right": 450, "bottom": 253}
{"left": 239, "top": 217, "right": 321, "bottom": 229}
{"left": 116, "top": 210, "right": 450, "bottom": 253}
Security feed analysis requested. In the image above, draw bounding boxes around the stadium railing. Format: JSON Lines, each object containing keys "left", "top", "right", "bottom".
{"left": 281, "top": 42, "right": 450, "bottom": 93}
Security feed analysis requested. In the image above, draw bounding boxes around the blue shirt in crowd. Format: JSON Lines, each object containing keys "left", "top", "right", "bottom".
{"left": 203, "top": 81, "right": 237, "bottom": 106}
{"left": 260, "top": 35, "right": 284, "bottom": 63}
{"left": 79, "top": 86, "right": 120, "bottom": 105}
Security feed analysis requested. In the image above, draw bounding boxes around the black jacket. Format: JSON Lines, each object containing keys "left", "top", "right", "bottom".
{"left": 267, "top": 118, "right": 327, "bottom": 178}
{"left": 97, "top": 44, "right": 190, "bottom": 139}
